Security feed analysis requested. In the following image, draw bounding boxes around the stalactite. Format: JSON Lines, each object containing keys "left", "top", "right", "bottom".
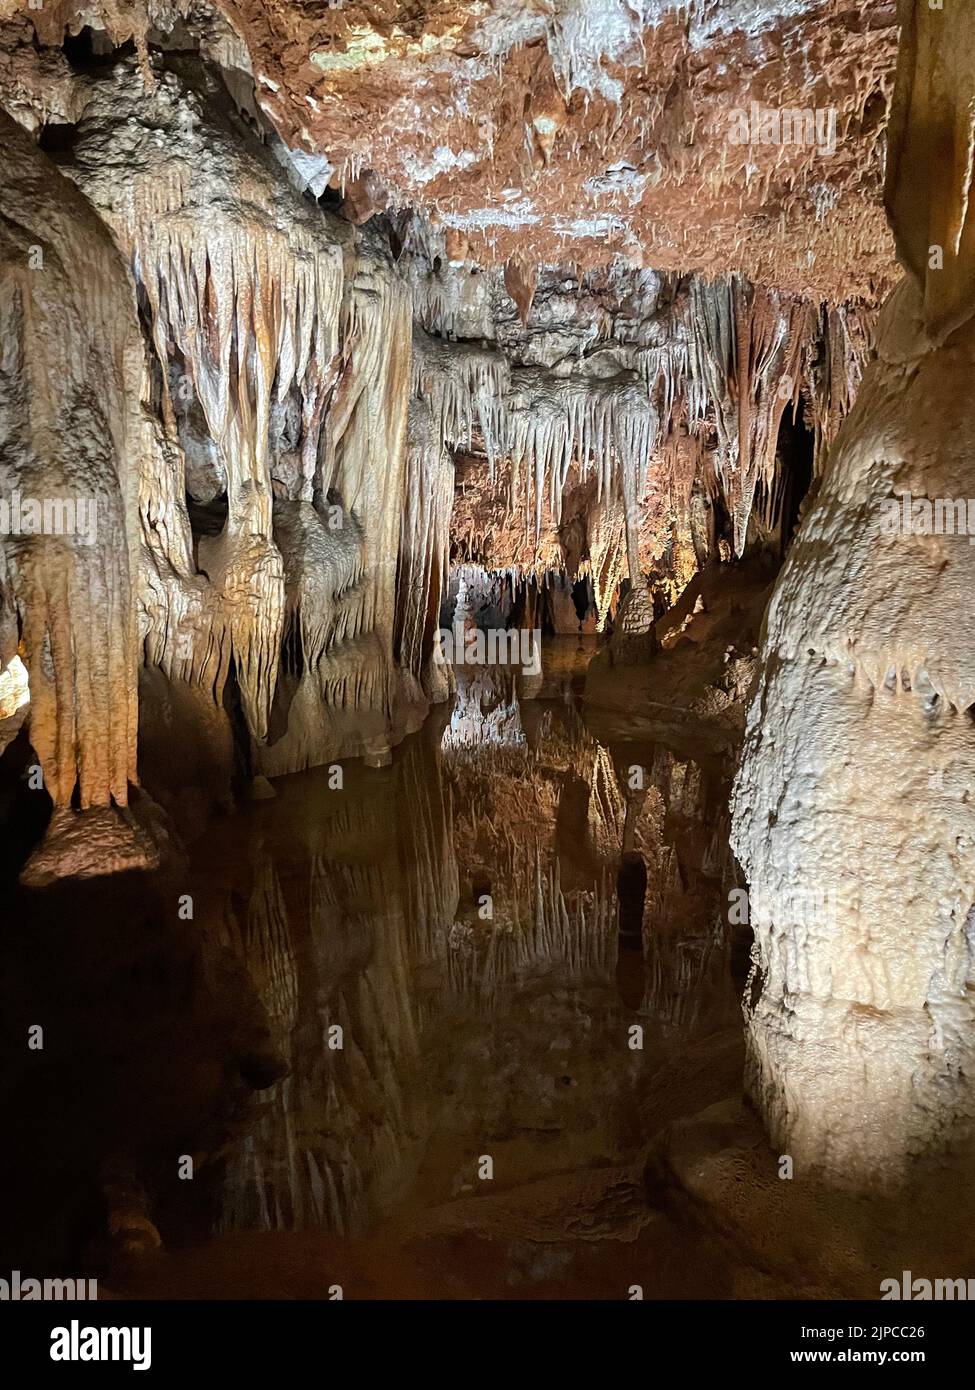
{"left": 412, "top": 331, "right": 509, "bottom": 478}
{"left": 48, "top": 59, "right": 450, "bottom": 782}
{"left": 274, "top": 500, "right": 366, "bottom": 676}
{"left": 506, "top": 371, "right": 658, "bottom": 539}
{"left": 811, "top": 301, "right": 873, "bottom": 471}
{"left": 259, "top": 247, "right": 415, "bottom": 776}
{"left": 396, "top": 399, "right": 455, "bottom": 699}
{"left": 688, "top": 277, "right": 820, "bottom": 554}
{"left": 586, "top": 494, "right": 628, "bottom": 630}
{"left": 414, "top": 331, "right": 658, "bottom": 545}
{"left": 413, "top": 256, "right": 867, "bottom": 599}
{"left": 0, "top": 31, "right": 880, "bottom": 861}
{"left": 65, "top": 60, "right": 349, "bottom": 743}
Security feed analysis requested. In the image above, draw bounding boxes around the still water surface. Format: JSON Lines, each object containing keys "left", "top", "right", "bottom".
{"left": 2, "top": 639, "right": 745, "bottom": 1297}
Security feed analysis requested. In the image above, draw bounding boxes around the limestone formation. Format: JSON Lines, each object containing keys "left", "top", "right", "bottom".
{"left": 733, "top": 0, "right": 975, "bottom": 1185}
{"left": 0, "top": 109, "right": 143, "bottom": 811}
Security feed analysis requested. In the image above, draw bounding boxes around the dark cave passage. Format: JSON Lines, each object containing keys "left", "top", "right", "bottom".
{"left": 776, "top": 408, "right": 816, "bottom": 547}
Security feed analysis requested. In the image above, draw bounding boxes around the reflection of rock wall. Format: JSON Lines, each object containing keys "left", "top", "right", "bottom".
{"left": 220, "top": 733, "right": 459, "bottom": 1235}
{"left": 213, "top": 652, "right": 737, "bottom": 1233}
{"left": 220, "top": 845, "right": 299, "bottom": 1065}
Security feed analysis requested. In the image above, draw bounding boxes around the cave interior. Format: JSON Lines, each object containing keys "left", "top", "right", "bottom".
{"left": 2, "top": 0, "right": 975, "bottom": 1305}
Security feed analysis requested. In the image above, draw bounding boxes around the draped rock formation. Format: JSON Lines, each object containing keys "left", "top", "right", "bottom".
{"left": 0, "top": 110, "right": 144, "bottom": 825}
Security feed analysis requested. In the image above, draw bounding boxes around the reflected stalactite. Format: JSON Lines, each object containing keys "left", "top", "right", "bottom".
{"left": 442, "top": 859, "right": 617, "bottom": 1006}
{"left": 642, "top": 921, "right": 732, "bottom": 1036}
{"left": 396, "top": 400, "right": 455, "bottom": 705}
{"left": 213, "top": 650, "right": 739, "bottom": 1238}
{"left": 218, "top": 847, "right": 299, "bottom": 1066}
{"left": 219, "top": 731, "right": 459, "bottom": 1237}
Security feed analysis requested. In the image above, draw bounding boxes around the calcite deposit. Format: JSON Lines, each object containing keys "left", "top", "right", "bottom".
{"left": 0, "top": 108, "right": 143, "bottom": 811}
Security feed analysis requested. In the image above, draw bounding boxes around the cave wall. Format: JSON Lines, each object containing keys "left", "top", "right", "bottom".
{"left": 0, "top": 47, "right": 458, "bottom": 846}
{"left": 732, "top": 0, "right": 975, "bottom": 1186}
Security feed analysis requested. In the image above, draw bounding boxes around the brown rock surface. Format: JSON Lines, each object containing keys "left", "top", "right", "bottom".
{"left": 0, "top": 0, "right": 896, "bottom": 296}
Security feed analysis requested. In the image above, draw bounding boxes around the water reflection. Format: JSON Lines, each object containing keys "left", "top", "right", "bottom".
{"left": 0, "top": 639, "right": 743, "bottom": 1293}
{"left": 10, "top": 640, "right": 975, "bottom": 1299}
{"left": 209, "top": 638, "right": 740, "bottom": 1242}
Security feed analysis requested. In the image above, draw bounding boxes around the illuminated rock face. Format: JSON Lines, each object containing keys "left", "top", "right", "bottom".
{"left": 732, "top": 0, "right": 975, "bottom": 1189}
{"left": 63, "top": 59, "right": 431, "bottom": 777}
{"left": 0, "top": 5, "right": 899, "bottom": 889}
{"left": 733, "top": 280, "right": 975, "bottom": 1186}
{"left": 0, "top": 52, "right": 461, "bottom": 824}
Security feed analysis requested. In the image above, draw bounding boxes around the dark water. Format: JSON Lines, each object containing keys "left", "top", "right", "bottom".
{"left": 1, "top": 639, "right": 747, "bottom": 1298}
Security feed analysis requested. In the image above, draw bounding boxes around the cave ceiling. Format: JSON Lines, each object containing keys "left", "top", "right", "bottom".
{"left": 1, "top": 0, "right": 898, "bottom": 302}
